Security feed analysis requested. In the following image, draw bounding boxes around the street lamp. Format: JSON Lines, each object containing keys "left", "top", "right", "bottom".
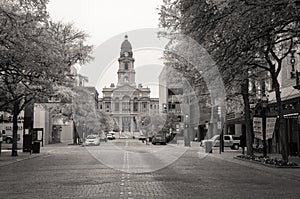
{"left": 292, "top": 1, "right": 300, "bottom": 89}
{"left": 289, "top": 50, "right": 300, "bottom": 90}
{"left": 290, "top": 50, "right": 296, "bottom": 79}
{"left": 261, "top": 95, "right": 268, "bottom": 158}
{"left": 292, "top": 52, "right": 300, "bottom": 90}
{"left": 184, "top": 114, "right": 190, "bottom": 147}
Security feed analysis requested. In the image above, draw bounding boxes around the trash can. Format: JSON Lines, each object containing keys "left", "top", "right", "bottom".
{"left": 205, "top": 141, "right": 213, "bottom": 153}
{"left": 32, "top": 141, "right": 40, "bottom": 153}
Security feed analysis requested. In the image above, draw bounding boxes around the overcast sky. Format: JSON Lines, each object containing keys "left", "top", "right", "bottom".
{"left": 47, "top": 0, "right": 164, "bottom": 97}
{"left": 48, "top": 0, "right": 162, "bottom": 46}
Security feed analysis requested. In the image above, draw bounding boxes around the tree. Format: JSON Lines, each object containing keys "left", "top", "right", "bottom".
{"left": 0, "top": 0, "right": 93, "bottom": 156}
{"left": 202, "top": 0, "right": 300, "bottom": 162}
{"left": 159, "top": 0, "right": 300, "bottom": 162}
{"left": 72, "top": 87, "right": 113, "bottom": 141}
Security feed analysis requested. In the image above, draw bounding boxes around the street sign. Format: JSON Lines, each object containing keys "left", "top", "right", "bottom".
{"left": 253, "top": 117, "right": 262, "bottom": 139}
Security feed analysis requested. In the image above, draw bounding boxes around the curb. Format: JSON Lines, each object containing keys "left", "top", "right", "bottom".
{"left": 0, "top": 153, "right": 46, "bottom": 167}
{"left": 233, "top": 156, "right": 300, "bottom": 169}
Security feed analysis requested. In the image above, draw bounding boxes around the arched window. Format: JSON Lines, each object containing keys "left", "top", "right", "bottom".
{"left": 115, "top": 98, "right": 119, "bottom": 112}
{"left": 133, "top": 98, "right": 138, "bottom": 112}
{"left": 122, "top": 96, "right": 130, "bottom": 112}
{"left": 124, "top": 62, "right": 129, "bottom": 70}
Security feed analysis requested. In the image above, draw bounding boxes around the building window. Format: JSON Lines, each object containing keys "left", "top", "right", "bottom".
{"left": 122, "top": 102, "right": 130, "bottom": 112}
{"left": 125, "top": 63, "right": 129, "bottom": 70}
{"left": 168, "top": 103, "right": 175, "bottom": 109}
{"left": 115, "top": 102, "right": 119, "bottom": 112}
{"left": 133, "top": 100, "right": 138, "bottom": 112}
{"left": 178, "top": 115, "right": 183, "bottom": 122}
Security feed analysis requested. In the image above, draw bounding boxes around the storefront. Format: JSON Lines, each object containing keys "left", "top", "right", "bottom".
{"left": 268, "top": 97, "right": 300, "bottom": 157}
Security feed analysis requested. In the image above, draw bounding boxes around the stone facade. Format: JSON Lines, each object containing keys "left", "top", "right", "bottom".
{"left": 99, "top": 36, "right": 159, "bottom": 135}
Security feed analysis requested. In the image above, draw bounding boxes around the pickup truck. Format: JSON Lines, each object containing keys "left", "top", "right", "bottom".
{"left": 200, "top": 135, "right": 240, "bottom": 150}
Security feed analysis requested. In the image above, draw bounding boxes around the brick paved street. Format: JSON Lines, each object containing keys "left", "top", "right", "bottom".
{"left": 0, "top": 140, "right": 299, "bottom": 199}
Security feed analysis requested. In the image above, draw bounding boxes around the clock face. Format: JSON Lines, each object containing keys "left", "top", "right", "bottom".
{"left": 124, "top": 52, "right": 129, "bottom": 57}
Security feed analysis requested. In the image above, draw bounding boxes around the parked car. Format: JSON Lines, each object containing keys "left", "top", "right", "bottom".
{"left": 152, "top": 133, "right": 167, "bottom": 145}
{"left": 200, "top": 135, "right": 240, "bottom": 150}
{"left": 106, "top": 133, "right": 115, "bottom": 140}
{"left": 84, "top": 135, "right": 100, "bottom": 146}
{"left": 138, "top": 134, "right": 146, "bottom": 141}
{"left": 0, "top": 132, "right": 20, "bottom": 144}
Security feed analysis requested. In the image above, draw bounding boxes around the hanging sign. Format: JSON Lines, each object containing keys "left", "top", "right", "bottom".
{"left": 266, "top": 117, "right": 277, "bottom": 140}
{"left": 253, "top": 117, "right": 262, "bottom": 140}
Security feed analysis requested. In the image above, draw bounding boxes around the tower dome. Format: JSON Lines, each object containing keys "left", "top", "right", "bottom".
{"left": 120, "top": 35, "right": 132, "bottom": 55}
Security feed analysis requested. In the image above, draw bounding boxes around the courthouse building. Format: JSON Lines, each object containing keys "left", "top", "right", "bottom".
{"left": 99, "top": 36, "right": 159, "bottom": 136}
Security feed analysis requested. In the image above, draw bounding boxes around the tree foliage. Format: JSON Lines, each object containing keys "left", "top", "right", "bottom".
{"left": 0, "top": 0, "right": 93, "bottom": 155}
{"left": 159, "top": 0, "right": 300, "bottom": 161}
{"left": 72, "top": 87, "right": 113, "bottom": 139}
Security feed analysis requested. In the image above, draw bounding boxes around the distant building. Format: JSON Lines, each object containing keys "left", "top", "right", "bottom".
{"left": 158, "top": 65, "right": 184, "bottom": 126}
{"left": 32, "top": 64, "right": 99, "bottom": 145}
{"left": 0, "top": 111, "right": 24, "bottom": 144}
{"left": 159, "top": 65, "right": 211, "bottom": 142}
{"left": 98, "top": 36, "right": 159, "bottom": 136}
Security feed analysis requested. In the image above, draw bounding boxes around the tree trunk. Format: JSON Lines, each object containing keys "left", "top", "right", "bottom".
{"left": 274, "top": 80, "right": 288, "bottom": 162}
{"left": 241, "top": 79, "right": 254, "bottom": 156}
{"left": 11, "top": 100, "right": 20, "bottom": 156}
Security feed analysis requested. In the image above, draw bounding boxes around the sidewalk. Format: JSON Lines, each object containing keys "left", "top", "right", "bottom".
{"left": 190, "top": 141, "right": 300, "bottom": 165}
{"left": 192, "top": 146, "right": 300, "bottom": 181}
{"left": 0, "top": 143, "right": 84, "bottom": 167}
{"left": 206, "top": 147, "right": 300, "bottom": 166}
{"left": 0, "top": 150, "right": 42, "bottom": 167}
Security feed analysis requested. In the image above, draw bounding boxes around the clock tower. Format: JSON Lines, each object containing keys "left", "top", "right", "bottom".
{"left": 100, "top": 35, "right": 159, "bottom": 136}
{"left": 117, "top": 35, "right": 136, "bottom": 87}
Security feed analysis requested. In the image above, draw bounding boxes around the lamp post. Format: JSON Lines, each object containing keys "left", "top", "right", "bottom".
{"left": 184, "top": 114, "right": 190, "bottom": 147}
{"left": 289, "top": 50, "right": 300, "bottom": 90}
{"left": 292, "top": 1, "right": 300, "bottom": 89}
{"left": 261, "top": 95, "right": 268, "bottom": 158}
{"left": 290, "top": 50, "right": 296, "bottom": 79}
{"left": 292, "top": 51, "right": 300, "bottom": 90}
{"left": 217, "top": 106, "right": 224, "bottom": 154}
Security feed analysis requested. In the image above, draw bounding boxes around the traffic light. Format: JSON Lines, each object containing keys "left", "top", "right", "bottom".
{"left": 217, "top": 106, "right": 221, "bottom": 116}
{"left": 163, "top": 103, "right": 167, "bottom": 113}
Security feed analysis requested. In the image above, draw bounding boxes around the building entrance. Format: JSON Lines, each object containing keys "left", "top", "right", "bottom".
{"left": 285, "top": 117, "right": 300, "bottom": 156}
